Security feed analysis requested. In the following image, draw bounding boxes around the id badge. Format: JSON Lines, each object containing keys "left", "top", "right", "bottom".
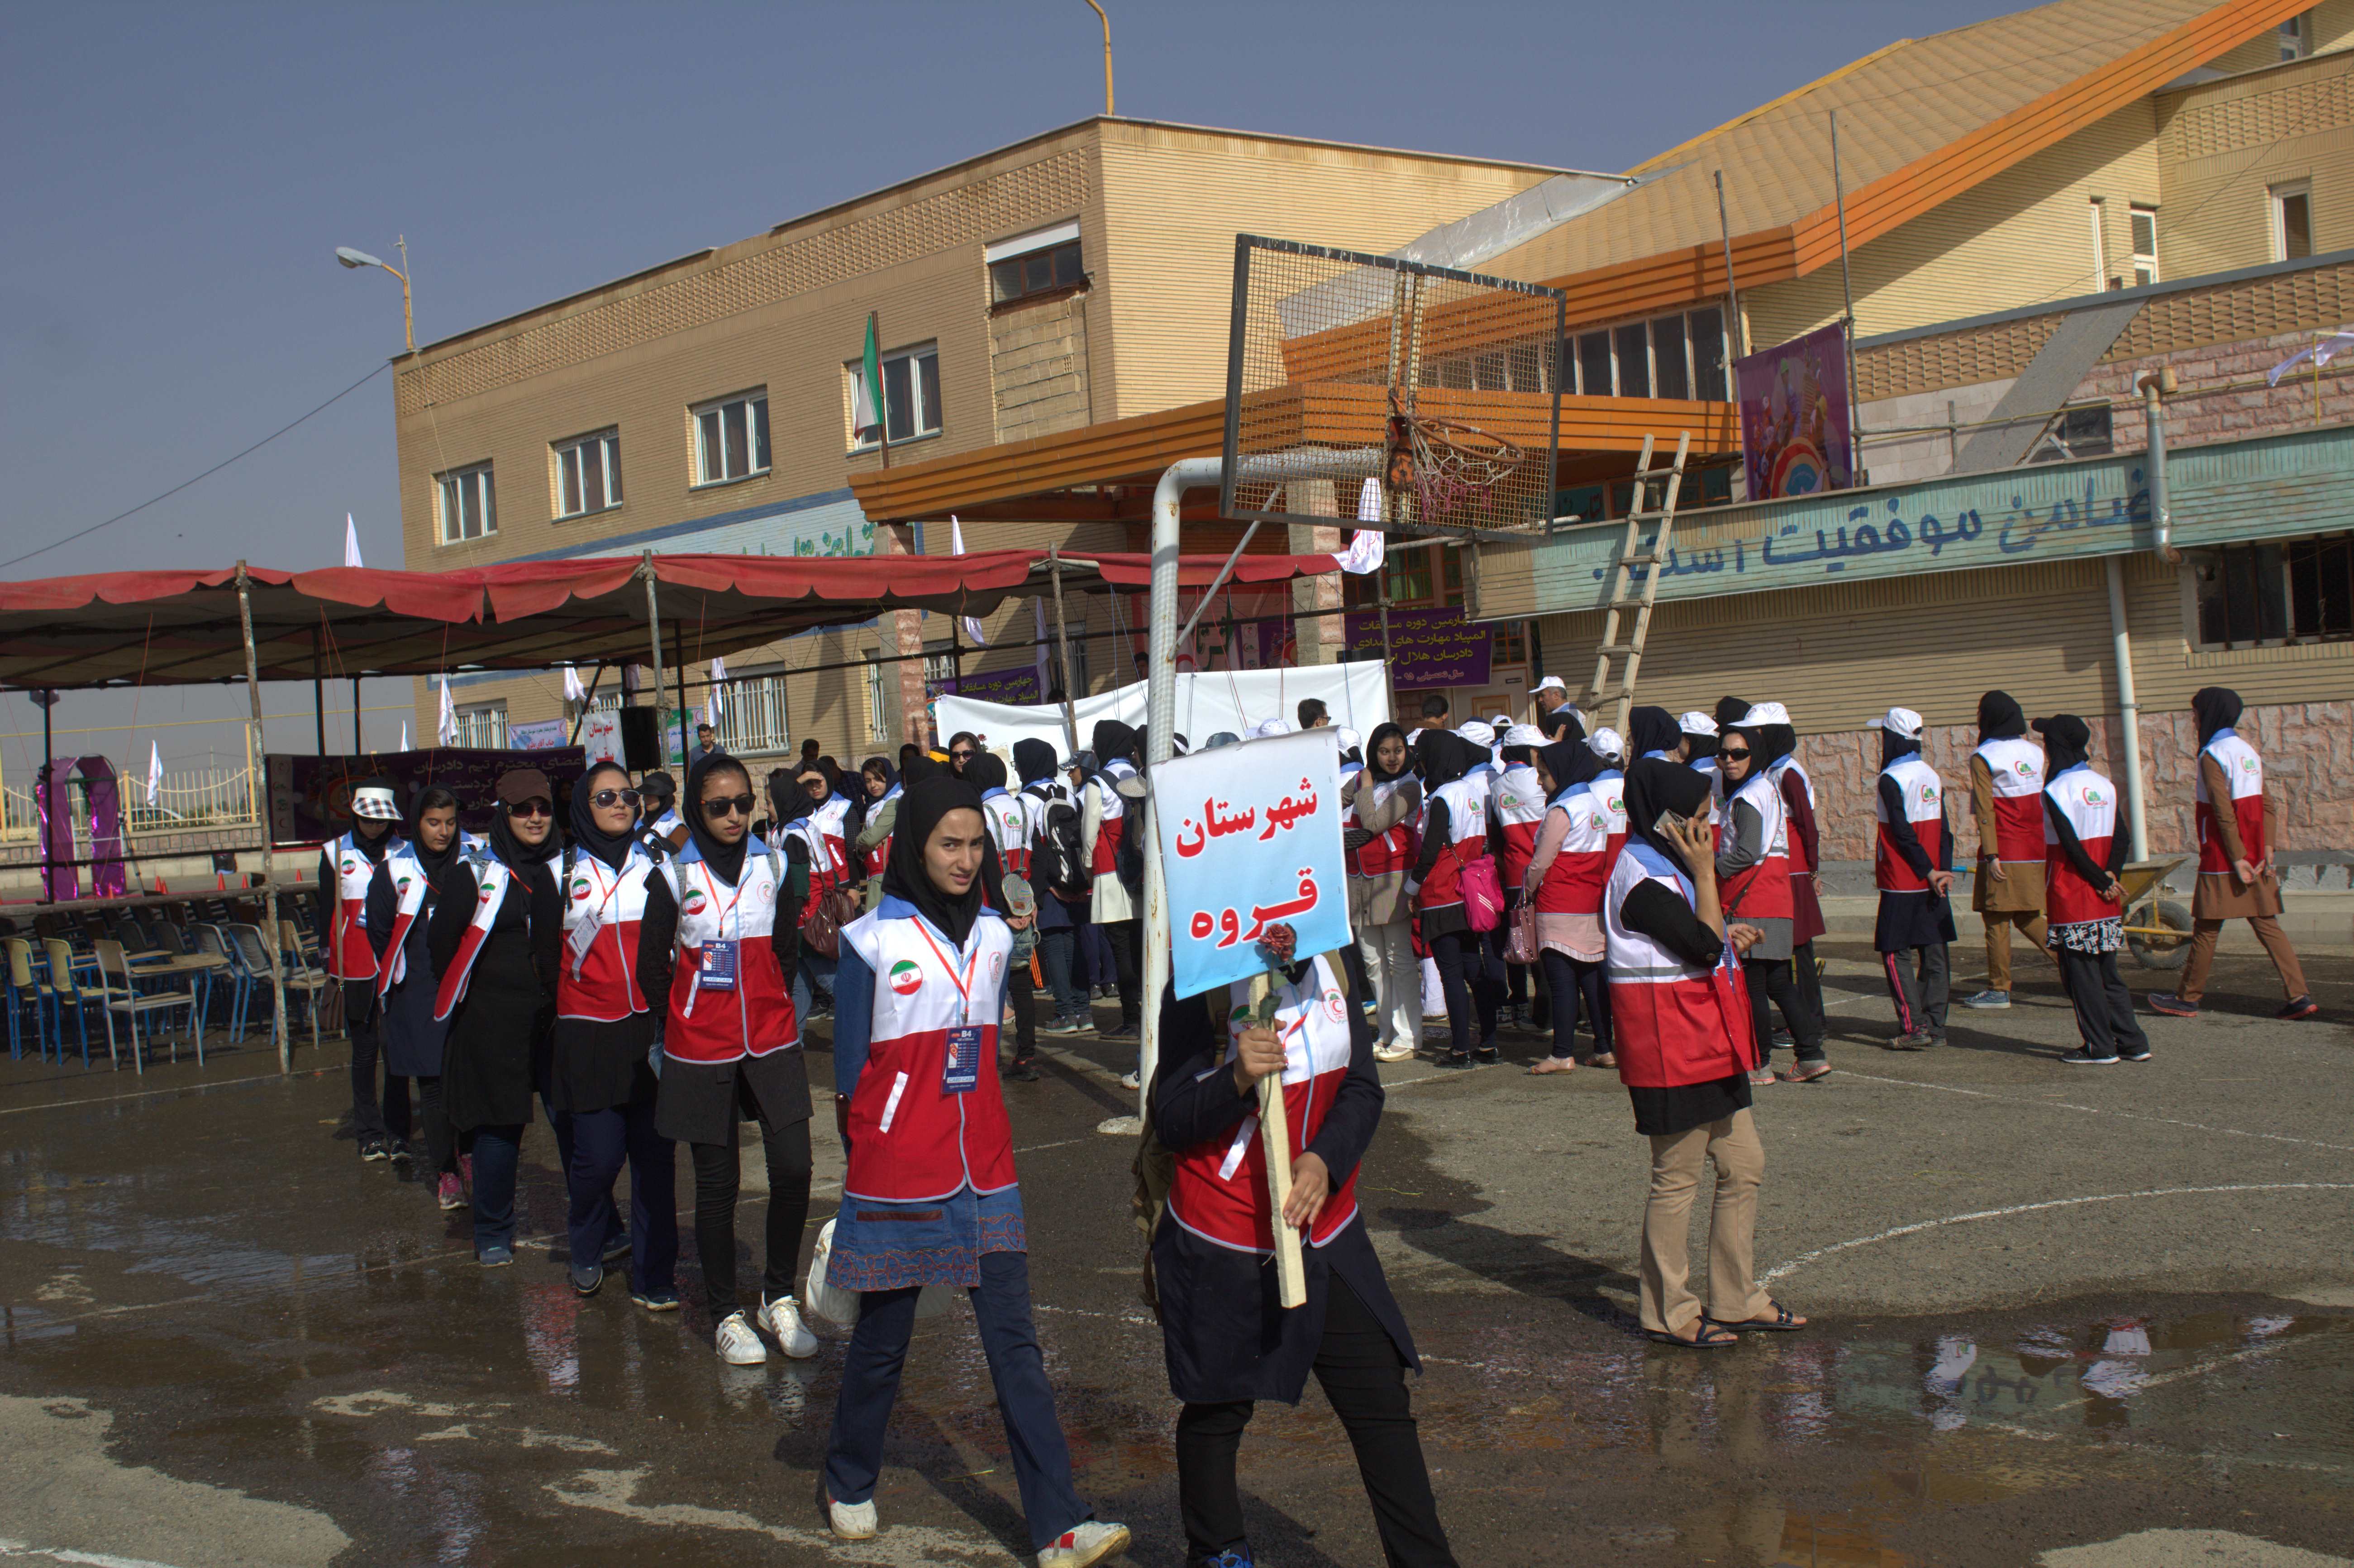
{"left": 698, "top": 939, "right": 739, "bottom": 991}
{"left": 942, "top": 1025, "right": 983, "bottom": 1095}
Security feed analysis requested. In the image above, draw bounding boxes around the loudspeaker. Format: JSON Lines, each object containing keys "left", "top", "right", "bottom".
{"left": 619, "top": 707, "right": 661, "bottom": 770}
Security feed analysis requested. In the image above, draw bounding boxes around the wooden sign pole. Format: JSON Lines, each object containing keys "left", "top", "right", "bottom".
{"left": 1247, "top": 972, "right": 1309, "bottom": 1309}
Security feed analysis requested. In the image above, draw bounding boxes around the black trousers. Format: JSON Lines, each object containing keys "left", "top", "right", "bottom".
{"left": 343, "top": 984, "right": 411, "bottom": 1143}
{"left": 416, "top": 1075, "right": 455, "bottom": 1175}
{"left": 1744, "top": 957, "right": 1825, "bottom": 1064}
{"left": 1430, "top": 927, "right": 1502, "bottom": 1058}
{"left": 1006, "top": 957, "right": 1037, "bottom": 1066}
{"left": 1539, "top": 949, "right": 1609, "bottom": 1061}
{"left": 689, "top": 1109, "right": 814, "bottom": 1320}
{"left": 1793, "top": 939, "right": 1825, "bottom": 1030}
{"left": 2054, "top": 944, "right": 2150, "bottom": 1059}
{"left": 1176, "top": 1275, "right": 1457, "bottom": 1568}
{"left": 1106, "top": 916, "right": 1142, "bottom": 1029}
{"left": 1882, "top": 941, "right": 1951, "bottom": 1037}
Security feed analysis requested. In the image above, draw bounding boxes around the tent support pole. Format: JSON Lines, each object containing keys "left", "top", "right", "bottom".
{"left": 352, "top": 676, "right": 363, "bottom": 754}
{"left": 639, "top": 551, "right": 667, "bottom": 766}
{"left": 1049, "top": 549, "right": 1079, "bottom": 755}
{"left": 237, "top": 562, "right": 290, "bottom": 1074}
{"left": 312, "top": 632, "right": 326, "bottom": 756}
{"left": 568, "top": 661, "right": 607, "bottom": 746}
{"left": 672, "top": 620, "right": 687, "bottom": 764}
{"left": 38, "top": 689, "right": 55, "bottom": 901}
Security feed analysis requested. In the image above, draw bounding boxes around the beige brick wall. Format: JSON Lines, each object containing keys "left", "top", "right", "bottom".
{"left": 2158, "top": 47, "right": 2354, "bottom": 280}
{"left": 989, "top": 291, "right": 1093, "bottom": 442}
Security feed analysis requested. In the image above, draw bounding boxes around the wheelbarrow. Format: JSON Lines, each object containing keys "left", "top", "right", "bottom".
{"left": 2118, "top": 856, "right": 2192, "bottom": 970}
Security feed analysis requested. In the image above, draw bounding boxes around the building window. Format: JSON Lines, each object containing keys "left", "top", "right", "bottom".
{"left": 2128, "top": 204, "right": 2159, "bottom": 286}
{"left": 1492, "top": 620, "right": 1528, "bottom": 667}
{"left": 2192, "top": 532, "right": 2353, "bottom": 648}
{"left": 452, "top": 702, "right": 506, "bottom": 749}
{"left": 435, "top": 462, "right": 496, "bottom": 543}
{"left": 2271, "top": 183, "right": 2312, "bottom": 263}
{"left": 1562, "top": 305, "right": 1730, "bottom": 400}
{"left": 2089, "top": 199, "right": 2111, "bottom": 288}
{"left": 694, "top": 390, "right": 771, "bottom": 486}
{"left": 865, "top": 655, "right": 891, "bottom": 741}
{"left": 2027, "top": 404, "right": 2115, "bottom": 463}
{"left": 2281, "top": 12, "right": 2311, "bottom": 60}
{"left": 987, "top": 219, "right": 1085, "bottom": 306}
{"left": 714, "top": 671, "right": 790, "bottom": 755}
{"left": 553, "top": 429, "right": 622, "bottom": 519}
{"left": 847, "top": 344, "right": 943, "bottom": 449}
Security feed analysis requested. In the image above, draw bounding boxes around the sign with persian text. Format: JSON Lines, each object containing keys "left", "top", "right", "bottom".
{"left": 267, "top": 748, "right": 587, "bottom": 846}
{"left": 1153, "top": 728, "right": 1350, "bottom": 1000}
{"left": 1344, "top": 604, "right": 1491, "bottom": 690}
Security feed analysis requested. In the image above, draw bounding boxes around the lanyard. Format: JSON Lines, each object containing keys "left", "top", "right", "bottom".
{"left": 910, "top": 919, "right": 982, "bottom": 1026}
{"left": 693, "top": 864, "right": 748, "bottom": 942}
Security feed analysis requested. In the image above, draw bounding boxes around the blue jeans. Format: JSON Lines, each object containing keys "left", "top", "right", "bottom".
{"left": 824, "top": 1249, "right": 1089, "bottom": 1552}
{"left": 567, "top": 1098, "right": 677, "bottom": 1295}
{"left": 469, "top": 1123, "right": 525, "bottom": 1254}
{"left": 802, "top": 949, "right": 839, "bottom": 1004}
{"left": 1038, "top": 927, "right": 1083, "bottom": 1020}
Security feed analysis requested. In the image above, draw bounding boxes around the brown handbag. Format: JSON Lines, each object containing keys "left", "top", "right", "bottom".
{"left": 798, "top": 885, "right": 861, "bottom": 960}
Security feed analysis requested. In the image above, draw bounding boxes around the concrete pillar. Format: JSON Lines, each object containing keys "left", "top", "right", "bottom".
{"left": 882, "top": 524, "right": 929, "bottom": 746}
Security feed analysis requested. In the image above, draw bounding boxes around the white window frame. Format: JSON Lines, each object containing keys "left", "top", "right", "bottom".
{"left": 845, "top": 342, "right": 943, "bottom": 452}
{"left": 1564, "top": 305, "right": 1730, "bottom": 401}
{"left": 2088, "top": 198, "right": 2109, "bottom": 289}
{"left": 2269, "top": 182, "right": 2312, "bottom": 264}
{"left": 2129, "top": 204, "right": 2159, "bottom": 286}
{"left": 452, "top": 701, "right": 506, "bottom": 749}
{"left": 435, "top": 462, "right": 497, "bottom": 544}
{"left": 713, "top": 669, "right": 791, "bottom": 756}
{"left": 552, "top": 429, "right": 623, "bottom": 519}
{"left": 691, "top": 389, "right": 771, "bottom": 488}
{"left": 864, "top": 653, "right": 891, "bottom": 741}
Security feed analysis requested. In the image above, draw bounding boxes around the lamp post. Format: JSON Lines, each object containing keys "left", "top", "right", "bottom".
{"left": 335, "top": 239, "right": 413, "bottom": 353}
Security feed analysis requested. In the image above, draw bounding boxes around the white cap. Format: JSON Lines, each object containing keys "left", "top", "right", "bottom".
{"left": 1587, "top": 727, "right": 1624, "bottom": 761}
{"left": 1882, "top": 705, "right": 1924, "bottom": 739}
{"left": 1678, "top": 710, "right": 1718, "bottom": 737}
{"left": 1248, "top": 718, "right": 1293, "bottom": 739}
{"left": 352, "top": 785, "right": 401, "bottom": 821}
{"left": 1456, "top": 720, "right": 1495, "bottom": 748}
{"left": 1739, "top": 701, "right": 1791, "bottom": 727}
{"left": 1534, "top": 675, "right": 1567, "bottom": 693}
{"left": 1336, "top": 726, "right": 1363, "bottom": 753}
{"left": 1502, "top": 724, "right": 1547, "bottom": 749}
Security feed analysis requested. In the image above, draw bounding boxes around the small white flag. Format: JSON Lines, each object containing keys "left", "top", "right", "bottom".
{"left": 951, "top": 515, "right": 989, "bottom": 647}
{"left": 147, "top": 741, "right": 163, "bottom": 806}
{"left": 706, "top": 657, "right": 727, "bottom": 727}
{"left": 400, "top": 721, "right": 411, "bottom": 752}
{"left": 437, "top": 675, "right": 457, "bottom": 745}
{"left": 563, "top": 664, "right": 588, "bottom": 704}
{"left": 1332, "top": 479, "right": 1387, "bottom": 575}
{"left": 343, "top": 513, "right": 364, "bottom": 568}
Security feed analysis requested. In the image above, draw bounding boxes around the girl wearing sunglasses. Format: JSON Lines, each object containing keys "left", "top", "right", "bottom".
{"left": 643, "top": 753, "right": 820, "bottom": 1369}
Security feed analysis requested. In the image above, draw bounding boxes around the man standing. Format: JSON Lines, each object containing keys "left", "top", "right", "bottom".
{"left": 694, "top": 722, "right": 720, "bottom": 762}
{"left": 1417, "top": 694, "right": 1451, "bottom": 733}
{"left": 2151, "top": 687, "right": 2319, "bottom": 1020}
{"left": 1297, "top": 697, "right": 1329, "bottom": 730}
{"left": 1874, "top": 707, "right": 1954, "bottom": 1049}
{"left": 1961, "top": 691, "right": 2049, "bottom": 1010}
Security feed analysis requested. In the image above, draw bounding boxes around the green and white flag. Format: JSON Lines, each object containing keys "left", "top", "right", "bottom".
{"left": 849, "top": 315, "right": 884, "bottom": 439}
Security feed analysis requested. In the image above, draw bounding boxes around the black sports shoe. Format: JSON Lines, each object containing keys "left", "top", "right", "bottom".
{"left": 569, "top": 1263, "right": 603, "bottom": 1298}
{"left": 358, "top": 1135, "right": 390, "bottom": 1162}
{"left": 1003, "top": 1062, "right": 1041, "bottom": 1082}
{"left": 2120, "top": 1043, "right": 2152, "bottom": 1062}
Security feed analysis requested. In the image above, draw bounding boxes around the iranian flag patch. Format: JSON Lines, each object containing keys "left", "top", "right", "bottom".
{"left": 889, "top": 960, "right": 923, "bottom": 997}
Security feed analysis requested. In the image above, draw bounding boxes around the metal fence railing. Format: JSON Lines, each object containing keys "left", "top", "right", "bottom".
{"left": 1, "top": 764, "right": 262, "bottom": 842}
{"left": 715, "top": 674, "right": 791, "bottom": 756}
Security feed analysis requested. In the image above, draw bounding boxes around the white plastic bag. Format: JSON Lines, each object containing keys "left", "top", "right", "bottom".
{"left": 803, "top": 1218, "right": 956, "bottom": 1327}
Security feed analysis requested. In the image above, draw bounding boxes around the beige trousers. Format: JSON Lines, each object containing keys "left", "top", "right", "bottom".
{"left": 1982, "top": 909, "right": 2050, "bottom": 993}
{"left": 2179, "top": 915, "right": 2308, "bottom": 1005}
{"left": 1640, "top": 1109, "right": 1771, "bottom": 1336}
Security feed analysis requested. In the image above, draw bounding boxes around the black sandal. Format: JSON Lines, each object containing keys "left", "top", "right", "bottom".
{"left": 1646, "top": 1320, "right": 1739, "bottom": 1349}
{"left": 1706, "top": 1300, "right": 1806, "bottom": 1333}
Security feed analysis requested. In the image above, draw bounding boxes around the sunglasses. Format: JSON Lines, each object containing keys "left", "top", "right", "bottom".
{"left": 1719, "top": 747, "right": 1751, "bottom": 760}
{"left": 704, "top": 795, "right": 758, "bottom": 818}
{"left": 591, "top": 788, "right": 641, "bottom": 809}
{"left": 510, "top": 799, "right": 553, "bottom": 818}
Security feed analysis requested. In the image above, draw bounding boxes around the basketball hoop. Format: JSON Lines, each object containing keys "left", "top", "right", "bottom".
{"left": 1387, "top": 405, "right": 1527, "bottom": 524}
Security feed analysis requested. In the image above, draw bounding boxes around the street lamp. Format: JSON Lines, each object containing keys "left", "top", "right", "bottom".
{"left": 336, "top": 238, "right": 414, "bottom": 353}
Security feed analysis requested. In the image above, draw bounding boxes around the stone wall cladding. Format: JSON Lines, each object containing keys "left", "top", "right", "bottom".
{"left": 989, "top": 291, "right": 1092, "bottom": 443}
{"left": 1792, "top": 699, "right": 2353, "bottom": 878}
{"left": 2080, "top": 325, "right": 2354, "bottom": 450}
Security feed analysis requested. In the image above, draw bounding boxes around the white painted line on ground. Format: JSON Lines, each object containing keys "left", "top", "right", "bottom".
{"left": 0, "top": 1064, "right": 340, "bottom": 1117}
{"left": 0, "top": 1538, "right": 190, "bottom": 1568}
{"left": 1759, "top": 1182, "right": 2354, "bottom": 1284}
{"left": 1836, "top": 1068, "right": 2354, "bottom": 1153}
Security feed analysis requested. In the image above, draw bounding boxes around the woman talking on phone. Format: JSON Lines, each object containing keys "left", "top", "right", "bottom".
{"left": 1607, "top": 759, "right": 1807, "bottom": 1348}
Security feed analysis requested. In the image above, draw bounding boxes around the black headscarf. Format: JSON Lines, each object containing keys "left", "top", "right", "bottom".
{"left": 1363, "top": 722, "right": 1410, "bottom": 783}
{"left": 683, "top": 751, "right": 756, "bottom": 885}
{"left": 1537, "top": 737, "right": 1603, "bottom": 799}
{"left": 1417, "top": 729, "right": 1473, "bottom": 789}
{"left": 967, "top": 752, "right": 1010, "bottom": 794}
{"left": 1013, "top": 738, "right": 1058, "bottom": 786}
{"left": 880, "top": 775, "right": 998, "bottom": 946}
{"left": 567, "top": 760, "right": 638, "bottom": 872}
{"left": 1977, "top": 690, "right": 2027, "bottom": 743}
{"left": 2035, "top": 715, "right": 2092, "bottom": 776}
{"left": 1628, "top": 706, "right": 1680, "bottom": 759}
{"left": 1623, "top": 756, "right": 1715, "bottom": 882}
{"left": 487, "top": 801, "right": 551, "bottom": 876}
{"left": 2191, "top": 686, "right": 2242, "bottom": 746}
{"left": 768, "top": 767, "right": 810, "bottom": 829}
{"left": 1090, "top": 719, "right": 1139, "bottom": 769}
{"left": 1880, "top": 719, "right": 1921, "bottom": 769}
{"left": 1714, "top": 696, "right": 1751, "bottom": 730}
{"left": 1680, "top": 718, "right": 1720, "bottom": 762}
{"left": 1539, "top": 704, "right": 1585, "bottom": 743}
{"left": 405, "top": 786, "right": 462, "bottom": 883}
{"left": 861, "top": 755, "right": 899, "bottom": 795}
{"left": 1753, "top": 722, "right": 1798, "bottom": 774}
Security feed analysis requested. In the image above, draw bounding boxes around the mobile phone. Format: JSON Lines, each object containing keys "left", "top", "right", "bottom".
{"left": 1654, "top": 810, "right": 1688, "bottom": 836}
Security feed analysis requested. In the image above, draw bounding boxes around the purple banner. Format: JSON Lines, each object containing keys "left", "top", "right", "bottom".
{"left": 1737, "top": 321, "right": 1855, "bottom": 500}
{"left": 1344, "top": 605, "right": 1492, "bottom": 691}
{"left": 936, "top": 665, "right": 1042, "bottom": 705}
{"left": 267, "top": 748, "right": 587, "bottom": 845}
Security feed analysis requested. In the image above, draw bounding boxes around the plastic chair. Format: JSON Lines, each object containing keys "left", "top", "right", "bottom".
{"left": 277, "top": 920, "right": 333, "bottom": 1049}
{"left": 93, "top": 938, "right": 200, "bottom": 1073}
{"left": 226, "top": 925, "right": 277, "bottom": 1042}
{"left": 195, "top": 925, "right": 243, "bottom": 1034}
{"left": 38, "top": 938, "right": 97, "bottom": 1068}
{"left": 5, "top": 936, "right": 57, "bottom": 1062}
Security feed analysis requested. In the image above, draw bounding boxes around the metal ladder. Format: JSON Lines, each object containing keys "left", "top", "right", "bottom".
{"left": 1582, "top": 432, "right": 1691, "bottom": 737}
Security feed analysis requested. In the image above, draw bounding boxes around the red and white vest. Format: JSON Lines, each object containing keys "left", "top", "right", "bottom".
{"left": 1347, "top": 779, "right": 1419, "bottom": 881}
{"left": 1534, "top": 782, "right": 1615, "bottom": 915}
{"left": 1089, "top": 762, "right": 1135, "bottom": 877}
{"left": 839, "top": 903, "right": 1018, "bottom": 1203}
{"left": 1492, "top": 763, "right": 1547, "bottom": 888}
{"left": 1718, "top": 771, "right": 1793, "bottom": 922}
{"left": 558, "top": 846, "right": 658, "bottom": 1022}
{"left": 860, "top": 786, "right": 901, "bottom": 877}
{"left": 325, "top": 831, "right": 399, "bottom": 982}
{"left": 2194, "top": 731, "right": 2265, "bottom": 873}
{"left": 1415, "top": 775, "right": 1489, "bottom": 910}
{"left": 1769, "top": 754, "right": 1817, "bottom": 812}
{"left": 372, "top": 844, "right": 438, "bottom": 999}
{"left": 1167, "top": 953, "right": 1361, "bottom": 1253}
{"left": 805, "top": 795, "right": 853, "bottom": 889}
{"left": 662, "top": 842, "right": 797, "bottom": 1064}
{"left": 433, "top": 856, "right": 515, "bottom": 1021}
{"left": 1874, "top": 756, "right": 1945, "bottom": 894}
{"left": 1604, "top": 844, "right": 1758, "bottom": 1087}
{"left": 1974, "top": 737, "right": 2046, "bottom": 866}
{"left": 981, "top": 788, "right": 1030, "bottom": 879}
{"left": 2043, "top": 764, "right": 2120, "bottom": 927}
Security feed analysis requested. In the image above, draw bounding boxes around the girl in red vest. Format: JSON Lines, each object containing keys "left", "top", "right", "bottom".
{"left": 1716, "top": 707, "right": 1825, "bottom": 1084}
{"left": 1410, "top": 731, "right": 1505, "bottom": 1068}
{"left": 321, "top": 777, "right": 407, "bottom": 1162}
{"left": 2035, "top": 715, "right": 2151, "bottom": 1065}
{"left": 1152, "top": 940, "right": 1458, "bottom": 1568}
{"left": 1608, "top": 758, "right": 1807, "bottom": 1347}
{"left": 1524, "top": 736, "right": 1619, "bottom": 1073}
{"left": 644, "top": 753, "right": 820, "bottom": 1366}
{"left": 820, "top": 776, "right": 1128, "bottom": 1567}
{"left": 1872, "top": 708, "right": 1955, "bottom": 1052}
{"left": 365, "top": 785, "right": 464, "bottom": 1206}
{"left": 1346, "top": 723, "right": 1423, "bottom": 1063}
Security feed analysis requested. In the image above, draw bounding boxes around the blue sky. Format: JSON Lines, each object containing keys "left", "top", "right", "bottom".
{"left": 1, "top": 0, "right": 2027, "bottom": 772}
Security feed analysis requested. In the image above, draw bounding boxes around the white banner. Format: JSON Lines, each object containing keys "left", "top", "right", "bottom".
{"left": 934, "top": 659, "right": 1391, "bottom": 761}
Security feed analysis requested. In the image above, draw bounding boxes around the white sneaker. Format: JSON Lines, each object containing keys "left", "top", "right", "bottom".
{"left": 1039, "top": 1520, "right": 1131, "bottom": 1567}
{"left": 758, "top": 1293, "right": 820, "bottom": 1359}
{"left": 1118, "top": 1070, "right": 1140, "bottom": 1091}
{"left": 715, "top": 1310, "right": 767, "bottom": 1365}
{"left": 1373, "top": 1043, "right": 1415, "bottom": 1062}
{"left": 827, "top": 1494, "right": 877, "bottom": 1540}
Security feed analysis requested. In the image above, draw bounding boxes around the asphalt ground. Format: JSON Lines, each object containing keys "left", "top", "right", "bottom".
{"left": 0, "top": 934, "right": 2348, "bottom": 1567}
